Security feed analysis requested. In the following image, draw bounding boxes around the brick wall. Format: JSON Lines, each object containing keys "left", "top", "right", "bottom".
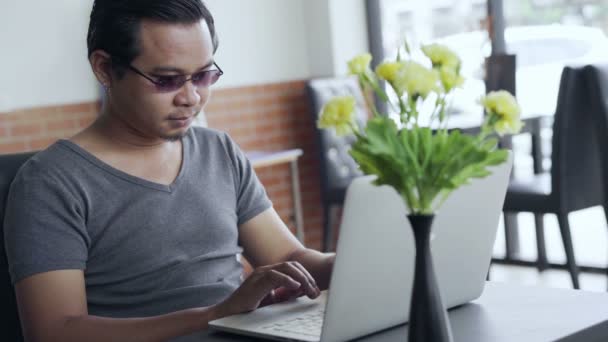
{"left": 0, "top": 80, "right": 326, "bottom": 250}
{"left": 0, "top": 103, "right": 98, "bottom": 154}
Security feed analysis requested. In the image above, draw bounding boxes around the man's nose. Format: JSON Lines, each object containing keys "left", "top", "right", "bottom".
{"left": 174, "top": 80, "right": 201, "bottom": 107}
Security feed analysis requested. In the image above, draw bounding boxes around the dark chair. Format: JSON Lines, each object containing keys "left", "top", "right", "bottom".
{"left": 503, "top": 66, "right": 608, "bottom": 289}
{"left": 1, "top": 152, "right": 37, "bottom": 341}
{"left": 306, "top": 77, "right": 369, "bottom": 252}
{"left": 584, "top": 63, "right": 608, "bottom": 286}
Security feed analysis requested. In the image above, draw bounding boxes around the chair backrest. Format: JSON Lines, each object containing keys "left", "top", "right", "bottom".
{"left": 551, "top": 66, "right": 605, "bottom": 211}
{"left": 306, "top": 77, "right": 368, "bottom": 203}
{"left": 584, "top": 63, "right": 608, "bottom": 206}
{"left": 1, "top": 152, "right": 36, "bottom": 342}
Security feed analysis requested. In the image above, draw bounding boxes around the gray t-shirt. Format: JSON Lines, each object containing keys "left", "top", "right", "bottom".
{"left": 4, "top": 127, "right": 272, "bottom": 318}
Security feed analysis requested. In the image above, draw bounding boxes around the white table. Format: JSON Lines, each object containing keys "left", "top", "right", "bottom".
{"left": 247, "top": 149, "right": 305, "bottom": 242}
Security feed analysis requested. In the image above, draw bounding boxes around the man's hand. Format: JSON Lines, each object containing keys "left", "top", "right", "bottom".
{"left": 216, "top": 261, "right": 321, "bottom": 317}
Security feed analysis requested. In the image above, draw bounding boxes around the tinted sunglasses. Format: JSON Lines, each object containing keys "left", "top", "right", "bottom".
{"left": 118, "top": 60, "right": 224, "bottom": 92}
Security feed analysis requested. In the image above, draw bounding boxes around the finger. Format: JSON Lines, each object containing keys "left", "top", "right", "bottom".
{"left": 251, "top": 267, "right": 301, "bottom": 290}
{"left": 259, "top": 287, "right": 304, "bottom": 307}
{"left": 259, "top": 289, "right": 277, "bottom": 307}
{"left": 264, "top": 269, "right": 301, "bottom": 291}
{"left": 290, "top": 262, "right": 321, "bottom": 295}
{"left": 275, "top": 262, "right": 318, "bottom": 298}
{"left": 253, "top": 271, "right": 301, "bottom": 308}
{"left": 273, "top": 287, "right": 306, "bottom": 302}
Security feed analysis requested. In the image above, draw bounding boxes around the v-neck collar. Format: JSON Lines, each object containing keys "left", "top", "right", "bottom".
{"left": 58, "top": 133, "right": 190, "bottom": 193}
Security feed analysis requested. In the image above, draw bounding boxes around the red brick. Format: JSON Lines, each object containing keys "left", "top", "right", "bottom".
{"left": 78, "top": 116, "right": 96, "bottom": 128}
{"left": 10, "top": 123, "right": 43, "bottom": 137}
{"left": 3, "top": 112, "right": 32, "bottom": 124}
{"left": 20, "top": 106, "right": 62, "bottom": 122}
{"left": 259, "top": 175, "right": 282, "bottom": 188}
{"left": 46, "top": 119, "right": 78, "bottom": 132}
{"left": 28, "top": 137, "right": 58, "bottom": 150}
{"left": 60, "top": 102, "right": 96, "bottom": 115}
{"left": 216, "top": 87, "right": 245, "bottom": 99}
{"left": 0, "top": 141, "right": 28, "bottom": 154}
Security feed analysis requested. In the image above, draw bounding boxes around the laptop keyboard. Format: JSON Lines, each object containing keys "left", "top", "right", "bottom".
{"left": 260, "top": 307, "right": 325, "bottom": 338}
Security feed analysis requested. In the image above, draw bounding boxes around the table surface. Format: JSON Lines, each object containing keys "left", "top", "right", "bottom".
{"left": 187, "top": 282, "right": 608, "bottom": 342}
{"left": 247, "top": 149, "right": 303, "bottom": 169}
{"left": 438, "top": 111, "right": 550, "bottom": 133}
{"left": 357, "top": 282, "right": 608, "bottom": 342}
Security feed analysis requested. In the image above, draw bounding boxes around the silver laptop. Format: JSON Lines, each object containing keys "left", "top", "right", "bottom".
{"left": 210, "top": 155, "right": 513, "bottom": 342}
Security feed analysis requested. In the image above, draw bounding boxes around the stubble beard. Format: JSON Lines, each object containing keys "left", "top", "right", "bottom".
{"left": 161, "top": 127, "right": 190, "bottom": 142}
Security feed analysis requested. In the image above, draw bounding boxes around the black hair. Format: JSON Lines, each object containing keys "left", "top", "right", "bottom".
{"left": 87, "top": 0, "right": 218, "bottom": 73}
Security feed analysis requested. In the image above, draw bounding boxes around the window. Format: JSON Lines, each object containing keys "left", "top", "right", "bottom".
{"left": 371, "top": 0, "right": 608, "bottom": 117}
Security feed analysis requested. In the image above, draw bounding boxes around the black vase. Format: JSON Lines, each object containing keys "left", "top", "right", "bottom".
{"left": 407, "top": 214, "right": 453, "bottom": 342}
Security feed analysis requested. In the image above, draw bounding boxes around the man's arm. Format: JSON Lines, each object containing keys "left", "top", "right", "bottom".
{"left": 212, "top": 207, "right": 332, "bottom": 316}
{"left": 15, "top": 270, "right": 221, "bottom": 342}
{"left": 286, "top": 248, "right": 334, "bottom": 291}
{"left": 238, "top": 208, "right": 335, "bottom": 290}
{"left": 15, "top": 210, "right": 328, "bottom": 342}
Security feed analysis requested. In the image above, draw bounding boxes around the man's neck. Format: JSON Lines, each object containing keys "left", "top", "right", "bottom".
{"left": 69, "top": 108, "right": 184, "bottom": 186}
{"left": 74, "top": 106, "right": 180, "bottom": 154}
{"left": 94, "top": 111, "right": 167, "bottom": 149}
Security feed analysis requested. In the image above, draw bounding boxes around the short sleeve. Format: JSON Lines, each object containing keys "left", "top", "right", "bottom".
{"left": 221, "top": 133, "right": 273, "bottom": 225}
{"left": 3, "top": 167, "right": 89, "bottom": 284}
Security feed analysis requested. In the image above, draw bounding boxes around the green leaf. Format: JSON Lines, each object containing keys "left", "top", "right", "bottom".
{"left": 481, "top": 137, "right": 499, "bottom": 151}
{"left": 361, "top": 73, "right": 389, "bottom": 102}
{"left": 349, "top": 147, "right": 383, "bottom": 175}
{"left": 485, "top": 149, "right": 509, "bottom": 165}
{"left": 364, "top": 117, "right": 401, "bottom": 156}
{"left": 400, "top": 129, "right": 422, "bottom": 174}
{"left": 420, "top": 128, "right": 433, "bottom": 170}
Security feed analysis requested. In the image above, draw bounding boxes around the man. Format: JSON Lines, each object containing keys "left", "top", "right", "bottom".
{"left": 4, "top": 1, "right": 334, "bottom": 341}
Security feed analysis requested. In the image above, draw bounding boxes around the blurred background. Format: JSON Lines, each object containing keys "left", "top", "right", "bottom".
{"left": 2, "top": 0, "right": 608, "bottom": 291}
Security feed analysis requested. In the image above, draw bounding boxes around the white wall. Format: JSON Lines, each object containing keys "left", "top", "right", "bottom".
{"left": 328, "top": 0, "right": 370, "bottom": 75}
{"left": 209, "top": 0, "right": 369, "bottom": 84}
{"left": 300, "top": 0, "right": 370, "bottom": 78}
{"left": 0, "top": 1, "right": 97, "bottom": 112}
{"left": 302, "top": 0, "right": 335, "bottom": 78}
{"left": 206, "top": 0, "right": 312, "bottom": 88}
{"left": 0, "top": 0, "right": 369, "bottom": 112}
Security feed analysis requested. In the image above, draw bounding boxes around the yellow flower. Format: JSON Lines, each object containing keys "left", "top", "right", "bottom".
{"left": 438, "top": 65, "right": 464, "bottom": 92}
{"left": 494, "top": 119, "right": 523, "bottom": 135}
{"left": 421, "top": 43, "right": 461, "bottom": 69}
{"left": 317, "top": 96, "right": 357, "bottom": 136}
{"left": 479, "top": 90, "right": 523, "bottom": 135}
{"left": 375, "top": 61, "right": 401, "bottom": 83}
{"left": 348, "top": 53, "right": 372, "bottom": 75}
{"left": 392, "top": 61, "right": 439, "bottom": 99}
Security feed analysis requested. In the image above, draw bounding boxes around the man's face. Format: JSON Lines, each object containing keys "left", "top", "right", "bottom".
{"left": 109, "top": 19, "right": 215, "bottom": 141}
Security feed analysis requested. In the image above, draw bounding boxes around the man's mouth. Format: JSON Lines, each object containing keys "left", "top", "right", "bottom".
{"left": 168, "top": 111, "right": 199, "bottom": 121}
{"left": 167, "top": 115, "right": 194, "bottom": 128}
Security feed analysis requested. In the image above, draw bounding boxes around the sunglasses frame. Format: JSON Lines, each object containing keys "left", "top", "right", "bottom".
{"left": 114, "top": 58, "right": 224, "bottom": 92}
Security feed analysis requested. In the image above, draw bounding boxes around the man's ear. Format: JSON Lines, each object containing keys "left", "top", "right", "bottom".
{"left": 89, "top": 50, "right": 114, "bottom": 88}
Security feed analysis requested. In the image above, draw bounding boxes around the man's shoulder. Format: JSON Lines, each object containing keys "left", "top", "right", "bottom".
{"left": 188, "top": 126, "right": 235, "bottom": 150}
{"left": 13, "top": 141, "right": 79, "bottom": 183}
{"left": 189, "top": 125, "right": 228, "bottom": 140}
{"left": 186, "top": 126, "right": 248, "bottom": 172}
